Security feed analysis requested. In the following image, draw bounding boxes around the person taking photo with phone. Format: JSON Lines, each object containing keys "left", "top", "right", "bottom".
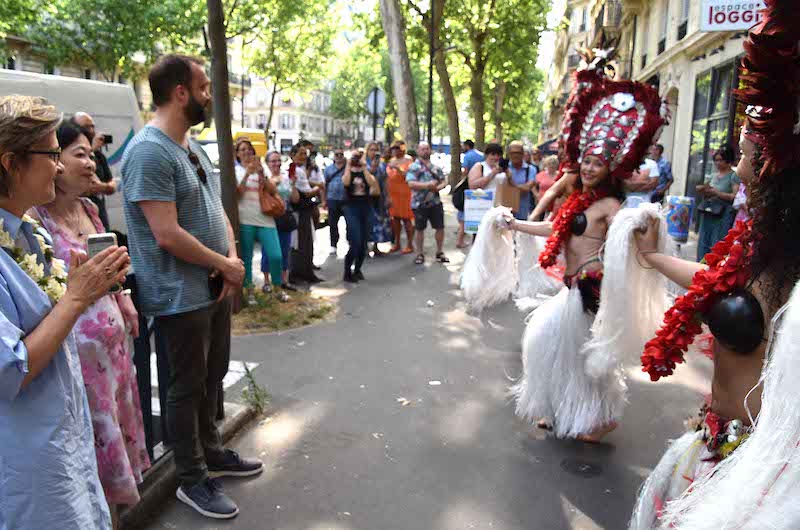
{"left": 468, "top": 142, "right": 509, "bottom": 206}
{"left": 0, "top": 95, "right": 132, "bottom": 529}
{"left": 31, "top": 121, "right": 149, "bottom": 526}
{"left": 341, "top": 149, "right": 380, "bottom": 283}
{"left": 234, "top": 138, "right": 288, "bottom": 304}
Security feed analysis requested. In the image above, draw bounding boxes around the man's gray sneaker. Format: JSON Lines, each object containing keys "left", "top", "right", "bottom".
{"left": 207, "top": 449, "right": 264, "bottom": 478}
{"left": 176, "top": 478, "right": 239, "bottom": 519}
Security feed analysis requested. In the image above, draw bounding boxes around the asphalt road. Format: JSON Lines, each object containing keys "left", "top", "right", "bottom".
{"left": 139, "top": 205, "right": 712, "bottom": 530}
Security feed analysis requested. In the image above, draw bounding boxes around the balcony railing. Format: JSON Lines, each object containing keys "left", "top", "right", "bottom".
{"left": 228, "top": 72, "right": 252, "bottom": 88}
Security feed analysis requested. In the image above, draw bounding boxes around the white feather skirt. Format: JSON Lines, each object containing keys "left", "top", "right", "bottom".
{"left": 460, "top": 207, "right": 517, "bottom": 312}
{"left": 628, "top": 431, "right": 714, "bottom": 530}
{"left": 510, "top": 285, "right": 627, "bottom": 438}
{"left": 515, "top": 233, "right": 562, "bottom": 303}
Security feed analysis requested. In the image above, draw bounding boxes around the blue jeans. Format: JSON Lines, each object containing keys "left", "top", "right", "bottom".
{"left": 343, "top": 201, "right": 370, "bottom": 273}
{"left": 240, "top": 224, "right": 282, "bottom": 287}
{"left": 327, "top": 199, "right": 345, "bottom": 248}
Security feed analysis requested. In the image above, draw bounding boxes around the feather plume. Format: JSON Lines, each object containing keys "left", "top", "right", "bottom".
{"left": 584, "top": 203, "right": 674, "bottom": 378}
{"left": 460, "top": 207, "right": 517, "bottom": 312}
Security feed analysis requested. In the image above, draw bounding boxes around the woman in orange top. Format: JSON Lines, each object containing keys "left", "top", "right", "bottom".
{"left": 386, "top": 141, "right": 415, "bottom": 253}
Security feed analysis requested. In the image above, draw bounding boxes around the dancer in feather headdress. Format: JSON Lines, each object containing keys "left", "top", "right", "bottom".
{"left": 507, "top": 53, "right": 668, "bottom": 442}
{"left": 629, "top": 1, "right": 800, "bottom": 527}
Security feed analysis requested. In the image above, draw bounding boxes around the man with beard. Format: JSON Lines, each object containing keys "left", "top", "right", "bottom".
{"left": 121, "top": 55, "right": 262, "bottom": 520}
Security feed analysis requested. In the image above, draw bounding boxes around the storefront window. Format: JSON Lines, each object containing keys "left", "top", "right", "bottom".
{"left": 686, "top": 61, "right": 742, "bottom": 198}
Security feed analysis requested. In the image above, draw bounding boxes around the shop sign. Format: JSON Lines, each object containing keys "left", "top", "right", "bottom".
{"left": 700, "top": 0, "right": 765, "bottom": 32}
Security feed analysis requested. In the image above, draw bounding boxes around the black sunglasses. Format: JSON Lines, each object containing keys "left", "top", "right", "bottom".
{"left": 187, "top": 150, "right": 207, "bottom": 185}
{"left": 26, "top": 148, "right": 61, "bottom": 163}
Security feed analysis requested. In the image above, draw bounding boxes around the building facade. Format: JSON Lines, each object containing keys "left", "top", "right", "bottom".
{"left": 241, "top": 80, "right": 363, "bottom": 154}
{"left": 540, "top": 0, "right": 750, "bottom": 200}
{"left": 540, "top": 0, "right": 624, "bottom": 145}
{"left": 618, "top": 0, "right": 748, "bottom": 200}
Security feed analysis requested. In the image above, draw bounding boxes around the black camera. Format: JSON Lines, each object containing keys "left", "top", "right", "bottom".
{"left": 499, "top": 158, "right": 509, "bottom": 171}
{"left": 102, "top": 134, "right": 113, "bottom": 145}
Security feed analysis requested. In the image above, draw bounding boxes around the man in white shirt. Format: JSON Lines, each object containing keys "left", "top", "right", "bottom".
{"left": 624, "top": 157, "right": 660, "bottom": 208}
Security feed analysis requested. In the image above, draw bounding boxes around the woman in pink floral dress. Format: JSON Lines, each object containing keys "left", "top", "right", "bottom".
{"left": 32, "top": 122, "right": 150, "bottom": 520}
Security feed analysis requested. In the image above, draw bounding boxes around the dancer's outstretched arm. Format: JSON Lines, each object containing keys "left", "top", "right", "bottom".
{"left": 528, "top": 170, "right": 578, "bottom": 221}
{"left": 505, "top": 215, "right": 553, "bottom": 238}
{"left": 634, "top": 217, "right": 705, "bottom": 289}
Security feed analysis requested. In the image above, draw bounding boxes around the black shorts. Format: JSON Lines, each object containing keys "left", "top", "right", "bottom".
{"left": 414, "top": 203, "right": 445, "bottom": 231}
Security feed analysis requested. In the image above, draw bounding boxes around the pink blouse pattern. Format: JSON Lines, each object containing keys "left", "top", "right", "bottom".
{"left": 35, "top": 199, "right": 150, "bottom": 506}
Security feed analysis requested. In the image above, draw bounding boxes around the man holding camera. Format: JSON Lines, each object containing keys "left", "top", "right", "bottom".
{"left": 73, "top": 112, "right": 117, "bottom": 231}
{"left": 406, "top": 142, "right": 449, "bottom": 265}
{"left": 506, "top": 141, "right": 537, "bottom": 220}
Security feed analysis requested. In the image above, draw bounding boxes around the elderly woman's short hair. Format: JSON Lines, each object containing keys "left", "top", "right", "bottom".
{"left": 543, "top": 154, "right": 559, "bottom": 171}
{"left": 0, "top": 95, "right": 62, "bottom": 196}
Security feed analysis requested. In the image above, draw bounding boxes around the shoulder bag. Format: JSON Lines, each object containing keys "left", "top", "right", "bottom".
{"left": 259, "top": 175, "right": 286, "bottom": 218}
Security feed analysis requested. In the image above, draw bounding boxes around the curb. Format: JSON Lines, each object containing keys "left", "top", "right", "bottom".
{"left": 120, "top": 402, "right": 257, "bottom": 529}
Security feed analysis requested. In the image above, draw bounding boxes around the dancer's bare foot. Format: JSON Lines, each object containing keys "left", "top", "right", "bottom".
{"left": 536, "top": 419, "right": 553, "bottom": 431}
{"left": 401, "top": 247, "right": 415, "bottom": 255}
{"left": 389, "top": 244, "right": 401, "bottom": 253}
{"left": 575, "top": 421, "right": 618, "bottom": 443}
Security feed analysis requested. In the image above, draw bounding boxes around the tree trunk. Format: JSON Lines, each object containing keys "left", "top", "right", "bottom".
{"left": 432, "top": 0, "right": 461, "bottom": 185}
{"left": 379, "top": 0, "right": 420, "bottom": 145}
{"left": 469, "top": 62, "right": 486, "bottom": 148}
{"left": 265, "top": 82, "right": 279, "bottom": 149}
{"left": 207, "top": 0, "right": 238, "bottom": 232}
{"left": 493, "top": 78, "right": 507, "bottom": 146}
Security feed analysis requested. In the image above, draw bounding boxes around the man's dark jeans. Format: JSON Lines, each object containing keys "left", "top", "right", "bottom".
{"left": 156, "top": 299, "right": 231, "bottom": 486}
{"left": 327, "top": 199, "right": 345, "bottom": 248}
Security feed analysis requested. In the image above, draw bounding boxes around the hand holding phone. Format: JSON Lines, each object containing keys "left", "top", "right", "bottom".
{"left": 66, "top": 244, "right": 130, "bottom": 309}
{"left": 87, "top": 233, "right": 124, "bottom": 293}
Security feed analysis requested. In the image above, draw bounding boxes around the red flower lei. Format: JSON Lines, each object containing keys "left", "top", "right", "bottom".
{"left": 539, "top": 189, "right": 608, "bottom": 269}
{"left": 641, "top": 220, "right": 754, "bottom": 381}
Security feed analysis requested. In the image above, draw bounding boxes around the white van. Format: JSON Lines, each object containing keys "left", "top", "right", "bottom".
{"left": 0, "top": 70, "right": 143, "bottom": 173}
{"left": 0, "top": 70, "right": 144, "bottom": 232}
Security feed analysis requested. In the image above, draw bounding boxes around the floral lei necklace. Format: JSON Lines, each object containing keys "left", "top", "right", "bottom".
{"left": 0, "top": 215, "right": 68, "bottom": 303}
{"left": 641, "top": 220, "right": 754, "bottom": 381}
{"left": 539, "top": 188, "right": 608, "bottom": 269}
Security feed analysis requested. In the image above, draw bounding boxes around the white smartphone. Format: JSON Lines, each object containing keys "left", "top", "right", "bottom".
{"left": 87, "top": 233, "right": 122, "bottom": 293}
{"left": 87, "top": 232, "right": 118, "bottom": 258}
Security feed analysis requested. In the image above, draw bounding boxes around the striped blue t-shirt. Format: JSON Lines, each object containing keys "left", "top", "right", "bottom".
{"left": 121, "top": 125, "right": 229, "bottom": 317}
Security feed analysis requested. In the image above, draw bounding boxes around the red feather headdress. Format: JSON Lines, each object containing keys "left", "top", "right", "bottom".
{"left": 734, "top": 0, "right": 800, "bottom": 180}
{"left": 642, "top": 0, "right": 800, "bottom": 381}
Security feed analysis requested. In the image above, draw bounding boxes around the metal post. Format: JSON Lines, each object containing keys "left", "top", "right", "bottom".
{"left": 372, "top": 88, "right": 378, "bottom": 142}
{"left": 241, "top": 72, "right": 245, "bottom": 127}
{"left": 427, "top": 1, "right": 434, "bottom": 145}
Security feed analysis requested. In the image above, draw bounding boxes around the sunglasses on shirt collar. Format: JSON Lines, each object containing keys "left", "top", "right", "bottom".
{"left": 187, "top": 150, "right": 207, "bottom": 185}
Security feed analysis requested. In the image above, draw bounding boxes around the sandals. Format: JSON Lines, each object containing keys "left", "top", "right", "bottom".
{"left": 436, "top": 252, "right": 450, "bottom": 263}
{"left": 414, "top": 254, "right": 425, "bottom": 265}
